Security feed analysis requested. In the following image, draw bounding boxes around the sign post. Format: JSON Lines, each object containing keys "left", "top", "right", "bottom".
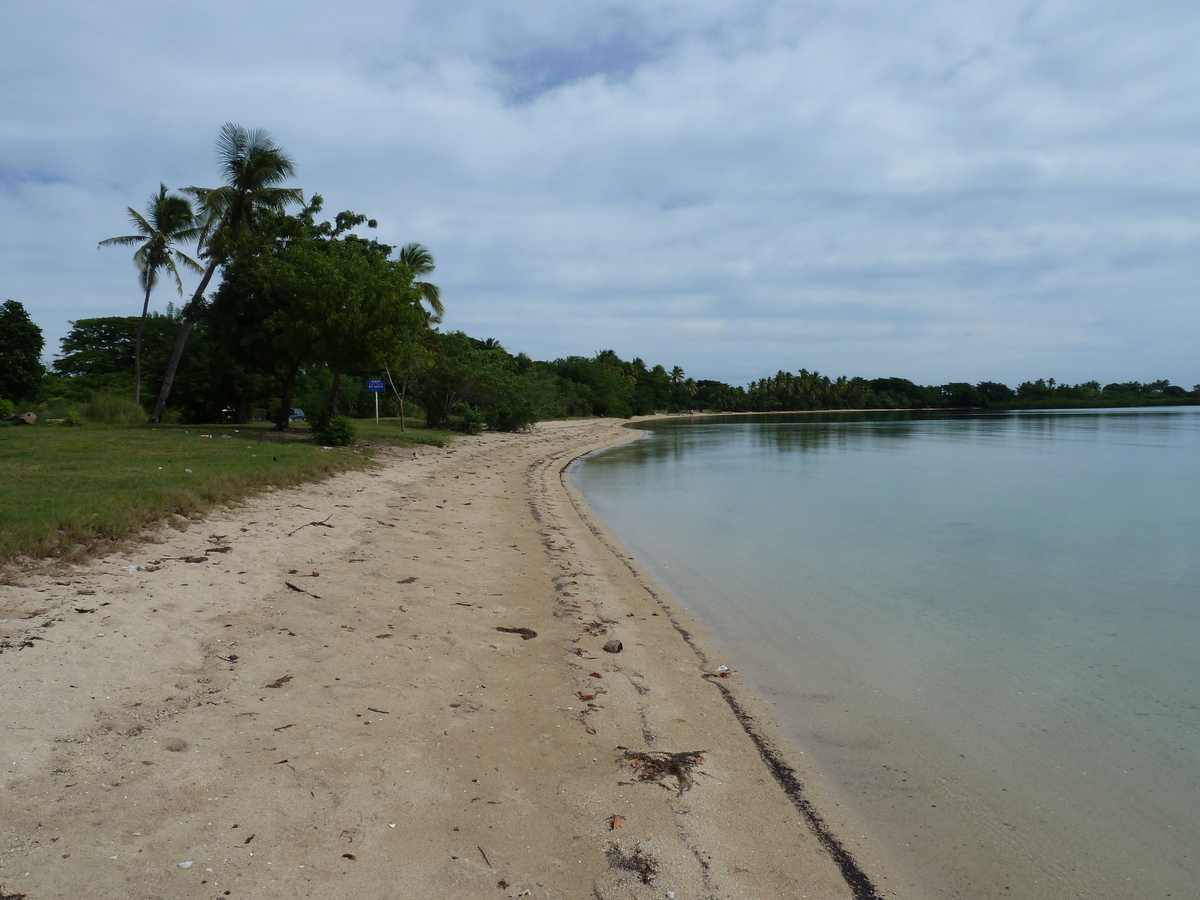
{"left": 367, "top": 379, "right": 385, "bottom": 424}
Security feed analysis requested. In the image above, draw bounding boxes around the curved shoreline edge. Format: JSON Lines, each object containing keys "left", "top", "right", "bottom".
{"left": 560, "top": 423, "right": 882, "bottom": 900}
{"left": 0, "top": 418, "right": 877, "bottom": 899}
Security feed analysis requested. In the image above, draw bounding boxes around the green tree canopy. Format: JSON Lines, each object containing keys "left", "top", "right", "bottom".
{"left": 209, "top": 197, "right": 430, "bottom": 427}
{"left": 0, "top": 300, "right": 45, "bottom": 402}
{"left": 53, "top": 317, "right": 136, "bottom": 378}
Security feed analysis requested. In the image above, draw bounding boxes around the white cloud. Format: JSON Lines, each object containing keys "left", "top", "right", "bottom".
{"left": 2, "top": 0, "right": 1198, "bottom": 388}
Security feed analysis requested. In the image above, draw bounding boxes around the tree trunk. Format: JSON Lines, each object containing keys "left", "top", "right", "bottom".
{"left": 385, "top": 362, "right": 405, "bottom": 432}
{"left": 134, "top": 282, "right": 152, "bottom": 407}
{"left": 148, "top": 258, "right": 218, "bottom": 423}
{"left": 275, "top": 362, "right": 300, "bottom": 431}
{"left": 329, "top": 369, "right": 342, "bottom": 416}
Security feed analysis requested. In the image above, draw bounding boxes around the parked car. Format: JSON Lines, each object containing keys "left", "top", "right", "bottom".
{"left": 289, "top": 408, "right": 306, "bottom": 422}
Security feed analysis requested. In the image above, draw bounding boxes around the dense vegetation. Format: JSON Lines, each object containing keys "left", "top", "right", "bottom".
{"left": 11, "top": 303, "right": 1196, "bottom": 430}
{"left": 1, "top": 124, "right": 1197, "bottom": 433}
{"left": 723, "top": 372, "right": 1200, "bottom": 412}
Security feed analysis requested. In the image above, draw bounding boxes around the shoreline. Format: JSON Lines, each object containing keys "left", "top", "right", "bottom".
{"left": 0, "top": 418, "right": 868, "bottom": 899}
{"left": 561, "top": 432, "right": 882, "bottom": 900}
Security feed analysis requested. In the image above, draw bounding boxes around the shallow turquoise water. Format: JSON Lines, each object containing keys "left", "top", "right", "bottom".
{"left": 572, "top": 408, "right": 1200, "bottom": 899}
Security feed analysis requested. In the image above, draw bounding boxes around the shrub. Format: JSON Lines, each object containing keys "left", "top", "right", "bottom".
{"left": 485, "top": 401, "right": 538, "bottom": 432}
{"left": 311, "top": 414, "right": 357, "bottom": 446}
{"left": 82, "top": 393, "right": 146, "bottom": 424}
{"left": 38, "top": 399, "right": 72, "bottom": 421}
{"left": 0, "top": 399, "right": 13, "bottom": 419}
{"left": 451, "top": 402, "right": 484, "bottom": 434}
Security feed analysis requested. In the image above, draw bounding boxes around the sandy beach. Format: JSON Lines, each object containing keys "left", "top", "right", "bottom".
{"left": 1, "top": 418, "right": 867, "bottom": 900}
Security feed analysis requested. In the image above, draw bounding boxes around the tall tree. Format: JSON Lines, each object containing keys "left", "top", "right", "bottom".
{"left": 99, "top": 184, "right": 202, "bottom": 404}
{"left": 148, "top": 123, "right": 302, "bottom": 422}
{"left": 208, "top": 199, "right": 430, "bottom": 428}
{"left": 0, "top": 300, "right": 44, "bottom": 402}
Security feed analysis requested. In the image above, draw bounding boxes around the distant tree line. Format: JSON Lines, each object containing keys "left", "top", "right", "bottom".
{"left": 12, "top": 307, "right": 1198, "bottom": 430}
{"left": 716, "top": 371, "right": 1200, "bottom": 412}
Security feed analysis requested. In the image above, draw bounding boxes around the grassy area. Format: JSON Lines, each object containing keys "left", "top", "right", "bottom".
{"left": 0, "top": 419, "right": 453, "bottom": 565}
{"left": 348, "top": 415, "right": 453, "bottom": 445}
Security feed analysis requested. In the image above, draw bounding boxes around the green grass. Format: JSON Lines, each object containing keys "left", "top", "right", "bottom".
{"left": 0, "top": 418, "right": 453, "bottom": 565}
{"left": 347, "top": 415, "right": 452, "bottom": 446}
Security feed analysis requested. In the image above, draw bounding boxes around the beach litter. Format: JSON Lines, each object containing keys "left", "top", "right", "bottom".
{"left": 177, "top": 860, "right": 193, "bottom": 869}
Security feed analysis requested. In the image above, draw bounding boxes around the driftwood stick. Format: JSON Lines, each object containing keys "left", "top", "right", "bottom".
{"left": 288, "top": 514, "right": 333, "bottom": 537}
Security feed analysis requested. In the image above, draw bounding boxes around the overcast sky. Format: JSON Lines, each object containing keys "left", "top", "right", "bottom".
{"left": 3, "top": 0, "right": 1198, "bottom": 388}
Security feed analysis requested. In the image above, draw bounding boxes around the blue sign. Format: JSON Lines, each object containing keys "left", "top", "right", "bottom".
{"left": 367, "top": 379, "right": 385, "bottom": 392}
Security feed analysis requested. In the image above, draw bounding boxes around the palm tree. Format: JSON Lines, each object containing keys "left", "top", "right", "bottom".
{"left": 669, "top": 365, "right": 685, "bottom": 384}
{"left": 397, "top": 242, "right": 443, "bottom": 323}
{"left": 148, "top": 123, "right": 303, "bottom": 422}
{"left": 100, "top": 185, "right": 203, "bottom": 405}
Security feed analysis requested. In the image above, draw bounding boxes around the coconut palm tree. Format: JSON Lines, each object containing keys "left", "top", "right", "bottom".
{"left": 148, "top": 123, "right": 303, "bottom": 422}
{"left": 100, "top": 185, "right": 203, "bottom": 405}
{"left": 397, "top": 242, "right": 443, "bottom": 323}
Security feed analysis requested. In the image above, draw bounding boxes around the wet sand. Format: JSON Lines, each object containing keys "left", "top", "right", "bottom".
{"left": 0, "top": 419, "right": 868, "bottom": 900}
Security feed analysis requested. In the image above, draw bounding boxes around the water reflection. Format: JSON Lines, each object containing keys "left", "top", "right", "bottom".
{"left": 616, "top": 406, "right": 1200, "bottom": 460}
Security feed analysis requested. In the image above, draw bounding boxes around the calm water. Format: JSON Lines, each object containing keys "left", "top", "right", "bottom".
{"left": 572, "top": 408, "right": 1200, "bottom": 900}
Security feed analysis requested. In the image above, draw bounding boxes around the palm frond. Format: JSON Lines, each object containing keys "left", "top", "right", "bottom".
{"left": 416, "top": 281, "right": 443, "bottom": 318}
{"left": 162, "top": 257, "right": 186, "bottom": 294}
{"left": 127, "top": 206, "right": 154, "bottom": 234}
{"left": 99, "top": 206, "right": 151, "bottom": 248}
{"left": 175, "top": 250, "right": 204, "bottom": 275}
{"left": 398, "top": 242, "right": 436, "bottom": 277}
{"left": 396, "top": 244, "right": 442, "bottom": 318}
{"left": 98, "top": 233, "right": 145, "bottom": 248}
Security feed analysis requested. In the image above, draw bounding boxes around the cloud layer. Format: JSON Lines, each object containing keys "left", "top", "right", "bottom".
{"left": 3, "top": 0, "right": 1198, "bottom": 387}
